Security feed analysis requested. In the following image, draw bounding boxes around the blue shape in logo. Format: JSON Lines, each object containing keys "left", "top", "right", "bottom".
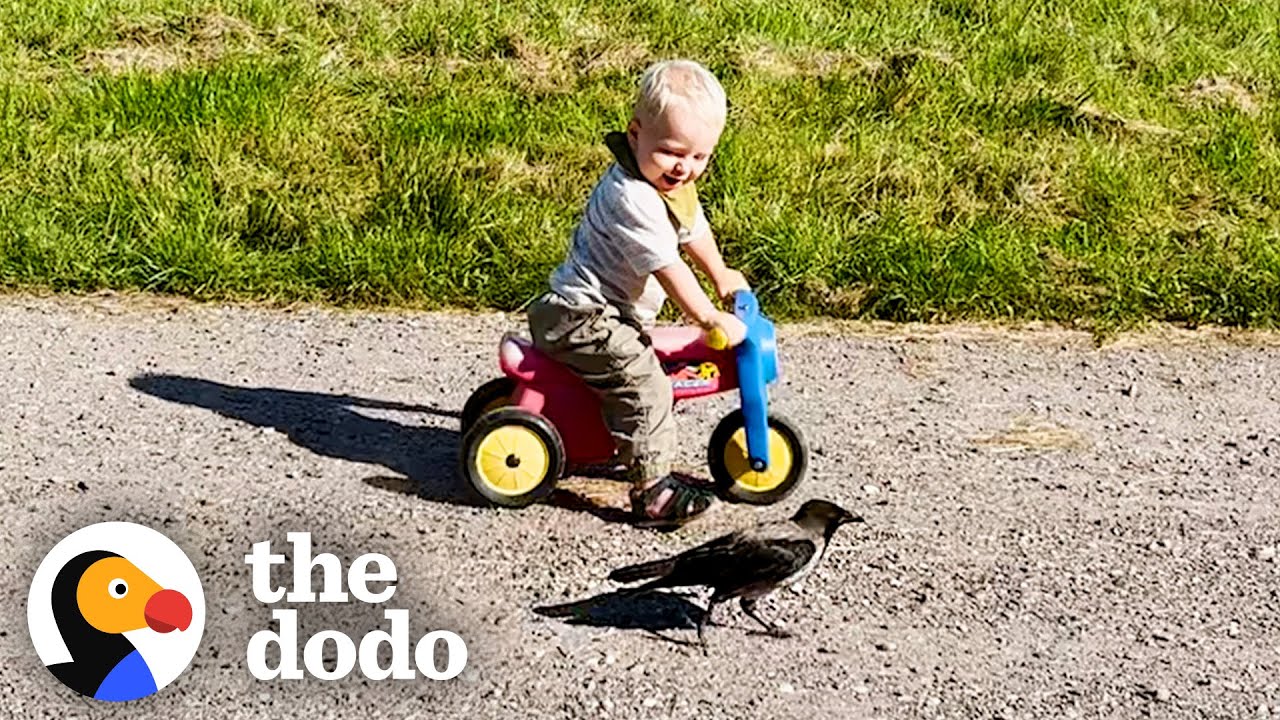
{"left": 94, "top": 650, "right": 158, "bottom": 702}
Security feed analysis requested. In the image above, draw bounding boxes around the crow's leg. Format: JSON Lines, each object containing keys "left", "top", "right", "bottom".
{"left": 697, "top": 593, "right": 727, "bottom": 656}
{"left": 740, "top": 598, "right": 791, "bottom": 638}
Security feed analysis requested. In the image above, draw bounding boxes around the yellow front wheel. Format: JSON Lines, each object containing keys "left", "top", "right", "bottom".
{"left": 460, "top": 408, "right": 564, "bottom": 507}
{"left": 707, "top": 411, "right": 807, "bottom": 505}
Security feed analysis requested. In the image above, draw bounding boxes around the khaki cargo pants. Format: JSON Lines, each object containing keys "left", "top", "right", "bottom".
{"left": 527, "top": 293, "right": 676, "bottom": 483}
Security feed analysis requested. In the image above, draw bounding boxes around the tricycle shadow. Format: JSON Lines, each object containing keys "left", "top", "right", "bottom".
{"left": 128, "top": 373, "right": 480, "bottom": 507}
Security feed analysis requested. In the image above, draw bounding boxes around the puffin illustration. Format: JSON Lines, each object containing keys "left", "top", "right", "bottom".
{"left": 47, "top": 550, "right": 193, "bottom": 701}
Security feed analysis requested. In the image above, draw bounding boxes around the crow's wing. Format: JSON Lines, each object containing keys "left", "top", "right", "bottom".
{"left": 665, "top": 525, "right": 818, "bottom": 595}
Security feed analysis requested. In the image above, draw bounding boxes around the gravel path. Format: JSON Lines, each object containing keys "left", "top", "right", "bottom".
{"left": 2, "top": 294, "right": 1278, "bottom": 719}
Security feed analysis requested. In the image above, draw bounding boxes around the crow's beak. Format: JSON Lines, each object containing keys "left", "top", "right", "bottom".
{"left": 840, "top": 513, "right": 864, "bottom": 526}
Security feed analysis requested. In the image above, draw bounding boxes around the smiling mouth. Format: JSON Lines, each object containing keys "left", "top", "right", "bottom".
{"left": 661, "top": 174, "right": 683, "bottom": 187}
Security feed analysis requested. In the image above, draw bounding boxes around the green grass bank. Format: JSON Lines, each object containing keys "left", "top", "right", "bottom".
{"left": 2, "top": 0, "right": 1278, "bottom": 326}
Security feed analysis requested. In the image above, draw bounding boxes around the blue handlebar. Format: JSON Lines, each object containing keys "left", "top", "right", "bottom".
{"left": 727, "top": 290, "right": 778, "bottom": 471}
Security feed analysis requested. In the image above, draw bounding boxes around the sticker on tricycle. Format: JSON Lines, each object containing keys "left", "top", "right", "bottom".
{"left": 670, "top": 362, "right": 720, "bottom": 389}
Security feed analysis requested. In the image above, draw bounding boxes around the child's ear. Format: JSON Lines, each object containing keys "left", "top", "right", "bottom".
{"left": 627, "top": 117, "right": 641, "bottom": 141}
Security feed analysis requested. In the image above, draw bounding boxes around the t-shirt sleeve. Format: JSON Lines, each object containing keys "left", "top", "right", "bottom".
{"left": 608, "top": 185, "right": 681, "bottom": 276}
{"left": 680, "top": 203, "right": 710, "bottom": 244}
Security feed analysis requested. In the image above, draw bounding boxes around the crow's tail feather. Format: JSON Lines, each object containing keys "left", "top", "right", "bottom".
{"left": 608, "top": 558, "right": 676, "bottom": 584}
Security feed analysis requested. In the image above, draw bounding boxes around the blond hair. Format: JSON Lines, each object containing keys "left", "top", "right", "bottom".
{"left": 634, "top": 59, "right": 727, "bottom": 127}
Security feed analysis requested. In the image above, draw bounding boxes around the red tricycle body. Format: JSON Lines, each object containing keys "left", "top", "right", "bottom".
{"left": 496, "top": 328, "right": 737, "bottom": 467}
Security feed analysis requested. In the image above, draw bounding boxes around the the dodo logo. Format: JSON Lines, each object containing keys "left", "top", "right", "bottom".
{"left": 27, "top": 522, "right": 205, "bottom": 702}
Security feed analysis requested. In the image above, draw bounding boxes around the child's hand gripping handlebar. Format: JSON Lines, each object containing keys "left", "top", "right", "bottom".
{"left": 703, "top": 290, "right": 751, "bottom": 350}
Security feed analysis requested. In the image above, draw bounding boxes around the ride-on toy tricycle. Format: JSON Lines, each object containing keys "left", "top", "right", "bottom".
{"left": 458, "top": 290, "right": 808, "bottom": 508}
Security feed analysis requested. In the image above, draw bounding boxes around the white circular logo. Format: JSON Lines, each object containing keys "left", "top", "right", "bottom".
{"left": 28, "top": 522, "right": 205, "bottom": 702}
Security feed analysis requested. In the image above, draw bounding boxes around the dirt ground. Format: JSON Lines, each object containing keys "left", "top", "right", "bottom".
{"left": 1, "top": 293, "right": 1277, "bottom": 719}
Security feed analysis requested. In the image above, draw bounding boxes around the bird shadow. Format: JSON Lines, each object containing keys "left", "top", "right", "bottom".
{"left": 533, "top": 589, "right": 704, "bottom": 632}
{"left": 128, "top": 373, "right": 481, "bottom": 506}
{"left": 533, "top": 589, "right": 762, "bottom": 650}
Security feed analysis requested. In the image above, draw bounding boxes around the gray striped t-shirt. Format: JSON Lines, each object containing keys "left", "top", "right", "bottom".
{"left": 548, "top": 163, "right": 710, "bottom": 326}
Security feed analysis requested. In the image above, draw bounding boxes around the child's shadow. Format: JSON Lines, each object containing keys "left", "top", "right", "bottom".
{"left": 128, "top": 373, "right": 478, "bottom": 506}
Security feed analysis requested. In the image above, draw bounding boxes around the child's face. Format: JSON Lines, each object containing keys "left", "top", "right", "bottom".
{"left": 627, "top": 104, "right": 723, "bottom": 194}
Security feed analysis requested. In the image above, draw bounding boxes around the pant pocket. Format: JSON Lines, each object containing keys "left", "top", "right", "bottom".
{"left": 530, "top": 298, "right": 607, "bottom": 350}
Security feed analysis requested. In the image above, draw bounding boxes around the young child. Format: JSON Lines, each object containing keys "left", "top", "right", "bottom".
{"left": 528, "top": 59, "right": 749, "bottom": 528}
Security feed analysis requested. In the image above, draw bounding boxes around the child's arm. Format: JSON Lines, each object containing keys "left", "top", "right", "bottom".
{"left": 654, "top": 260, "right": 748, "bottom": 346}
{"left": 682, "top": 229, "right": 749, "bottom": 302}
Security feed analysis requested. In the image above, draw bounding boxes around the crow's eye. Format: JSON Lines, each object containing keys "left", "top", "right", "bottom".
{"left": 108, "top": 579, "right": 128, "bottom": 599}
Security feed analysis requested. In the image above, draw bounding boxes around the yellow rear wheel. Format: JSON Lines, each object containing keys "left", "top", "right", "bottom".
{"left": 461, "top": 408, "right": 564, "bottom": 507}
{"left": 708, "top": 411, "right": 807, "bottom": 504}
{"left": 461, "top": 377, "right": 515, "bottom": 433}
{"left": 474, "top": 425, "right": 551, "bottom": 496}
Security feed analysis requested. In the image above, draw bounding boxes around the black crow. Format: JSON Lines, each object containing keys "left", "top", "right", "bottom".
{"left": 608, "top": 499, "right": 862, "bottom": 651}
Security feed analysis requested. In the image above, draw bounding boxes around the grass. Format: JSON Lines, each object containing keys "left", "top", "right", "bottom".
{"left": 1, "top": 0, "right": 1278, "bottom": 327}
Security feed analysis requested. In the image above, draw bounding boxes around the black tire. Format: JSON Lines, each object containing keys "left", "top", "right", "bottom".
{"left": 460, "top": 377, "right": 516, "bottom": 434}
{"left": 460, "top": 407, "right": 565, "bottom": 508}
{"left": 707, "top": 410, "right": 808, "bottom": 505}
